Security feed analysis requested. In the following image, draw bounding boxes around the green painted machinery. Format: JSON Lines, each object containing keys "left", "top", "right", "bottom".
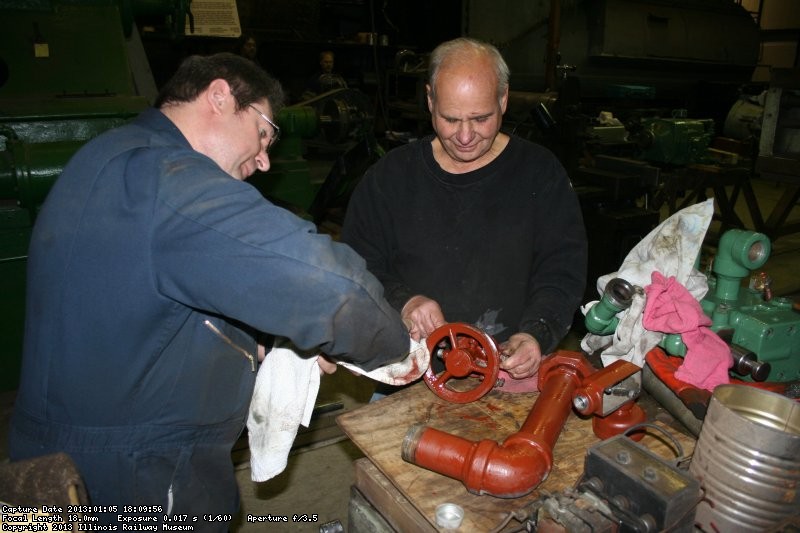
{"left": 632, "top": 110, "right": 715, "bottom": 166}
{"left": 662, "top": 229, "right": 799, "bottom": 383}
{"left": 0, "top": 0, "right": 185, "bottom": 390}
{"left": 251, "top": 88, "right": 382, "bottom": 223}
{"left": 585, "top": 229, "right": 799, "bottom": 383}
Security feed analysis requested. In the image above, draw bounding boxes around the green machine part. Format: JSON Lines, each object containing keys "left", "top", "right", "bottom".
{"left": 635, "top": 110, "right": 715, "bottom": 166}
{"left": 0, "top": 1, "right": 183, "bottom": 390}
{"left": 585, "top": 229, "right": 799, "bottom": 384}
{"left": 584, "top": 277, "right": 637, "bottom": 336}
{"left": 249, "top": 88, "right": 383, "bottom": 220}
{"left": 661, "top": 229, "right": 799, "bottom": 383}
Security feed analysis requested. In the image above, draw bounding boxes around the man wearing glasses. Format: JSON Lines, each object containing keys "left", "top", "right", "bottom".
{"left": 248, "top": 103, "right": 281, "bottom": 154}
{"left": 9, "top": 53, "right": 409, "bottom": 528}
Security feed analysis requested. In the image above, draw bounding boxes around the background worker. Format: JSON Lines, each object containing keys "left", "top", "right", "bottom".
{"left": 235, "top": 32, "right": 262, "bottom": 67}
{"left": 302, "top": 49, "right": 348, "bottom": 100}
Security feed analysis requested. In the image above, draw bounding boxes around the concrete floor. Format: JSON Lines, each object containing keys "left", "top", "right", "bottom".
{"left": 1, "top": 177, "right": 799, "bottom": 532}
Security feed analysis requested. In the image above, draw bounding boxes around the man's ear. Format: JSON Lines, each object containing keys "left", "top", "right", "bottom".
{"left": 426, "top": 83, "right": 433, "bottom": 113}
{"left": 499, "top": 86, "right": 509, "bottom": 115}
{"left": 206, "top": 78, "right": 232, "bottom": 114}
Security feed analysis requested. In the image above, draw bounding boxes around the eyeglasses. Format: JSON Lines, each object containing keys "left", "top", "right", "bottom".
{"left": 248, "top": 104, "right": 281, "bottom": 153}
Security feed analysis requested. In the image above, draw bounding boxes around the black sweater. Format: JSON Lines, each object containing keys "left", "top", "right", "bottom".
{"left": 342, "top": 134, "right": 587, "bottom": 353}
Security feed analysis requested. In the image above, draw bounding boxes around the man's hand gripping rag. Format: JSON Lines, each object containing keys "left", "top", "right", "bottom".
{"left": 337, "top": 337, "right": 430, "bottom": 385}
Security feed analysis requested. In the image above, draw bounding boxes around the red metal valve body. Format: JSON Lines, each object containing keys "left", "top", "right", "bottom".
{"left": 403, "top": 351, "right": 594, "bottom": 497}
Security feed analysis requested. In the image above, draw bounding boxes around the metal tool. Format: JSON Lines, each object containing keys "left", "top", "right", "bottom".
{"left": 524, "top": 428, "right": 700, "bottom": 532}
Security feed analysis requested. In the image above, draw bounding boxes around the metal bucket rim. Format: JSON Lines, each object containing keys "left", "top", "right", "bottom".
{"left": 711, "top": 384, "right": 800, "bottom": 438}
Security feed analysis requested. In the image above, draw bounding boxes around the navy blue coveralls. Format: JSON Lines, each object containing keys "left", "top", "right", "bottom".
{"left": 9, "top": 108, "right": 409, "bottom": 527}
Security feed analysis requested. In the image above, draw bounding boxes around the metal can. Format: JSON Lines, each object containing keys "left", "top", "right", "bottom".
{"left": 690, "top": 384, "right": 800, "bottom": 532}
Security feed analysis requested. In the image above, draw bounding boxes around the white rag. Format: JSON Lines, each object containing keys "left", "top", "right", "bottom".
{"left": 580, "top": 199, "right": 714, "bottom": 368}
{"left": 247, "top": 338, "right": 429, "bottom": 481}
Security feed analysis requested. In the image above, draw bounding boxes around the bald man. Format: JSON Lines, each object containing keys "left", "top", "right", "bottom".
{"left": 342, "top": 37, "right": 587, "bottom": 394}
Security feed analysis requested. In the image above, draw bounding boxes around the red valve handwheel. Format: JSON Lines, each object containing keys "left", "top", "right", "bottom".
{"left": 423, "top": 323, "right": 501, "bottom": 403}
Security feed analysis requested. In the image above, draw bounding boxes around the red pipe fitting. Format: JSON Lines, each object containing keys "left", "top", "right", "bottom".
{"left": 401, "top": 351, "right": 595, "bottom": 498}
{"left": 572, "top": 359, "right": 641, "bottom": 414}
{"left": 572, "top": 359, "right": 647, "bottom": 440}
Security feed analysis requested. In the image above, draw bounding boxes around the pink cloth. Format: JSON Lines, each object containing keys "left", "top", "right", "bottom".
{"left": 495, "top": 369, "right": 539, "bottom": 392}
{"left": 643, "top": 271, "right": 731, "bottom": 391}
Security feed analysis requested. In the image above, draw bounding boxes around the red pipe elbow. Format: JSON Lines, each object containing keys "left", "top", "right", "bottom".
{"left": 401, "top": 351, "right": 594, "bottom": 498}
{"left": 402, "top": 425, "right": 553, "bottom": 498}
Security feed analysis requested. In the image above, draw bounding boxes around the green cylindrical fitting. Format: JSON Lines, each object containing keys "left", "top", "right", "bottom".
{"left": 585, "top": 278, "right": 636, "bottom": 335}
{"left": 711, "top": 304, "right": 731, "bottom": 328}
{"left": 15, "top": 140, "right": 83, "bottom": 209}
{"left": 661, "top": 333, "right": 687, "bottom": 356}
{"left": 277, "top": 106, "right": 318, "bottom": 137}
{"left": 270, "top": 106, "right": 318, "bottom": 161}
{"left": 713, "top": 230, "right": 771, "bottom": 302}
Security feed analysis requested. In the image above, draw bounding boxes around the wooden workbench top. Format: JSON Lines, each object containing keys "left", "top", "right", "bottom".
{"left": 337, "top": 379, "right": 695, "bottom": 531}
